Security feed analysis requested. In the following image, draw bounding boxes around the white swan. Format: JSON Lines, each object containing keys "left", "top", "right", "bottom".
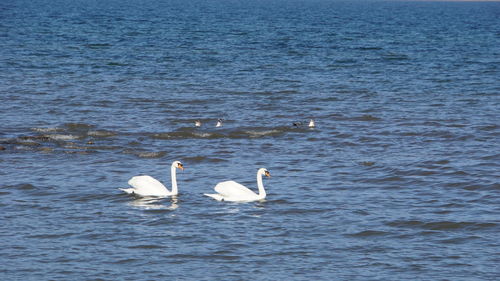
{"left": 120, "top": 161, "right": 184, "bottom": 197}
{"left": 195, "top": 120, "right": 201, "bottom": 127}
{"left": 216, "top": 119, "right": 223, "bottom": 127}
{"left": 308, "top": 119, "right": 315, "bottom": 128}
{"left": 205, "top": 168, "right": 270, "bottom": 202}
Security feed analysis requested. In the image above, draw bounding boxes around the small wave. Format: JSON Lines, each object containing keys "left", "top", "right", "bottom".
{"left": 63, "top": 123, "right": 94, "bottom": 130}
{"left": 107, "top": 62, "right": 128, "bottom": 67}
{"left": 241, "top": 129, "right": 284, "bottom": 138}
{"left": 110, "top": 258, "right": 140, "bottom": 264}
{"left": 357, "top": 46, "right": 383, "bottom": 51}
{"left": 28, "top": 232, "right": 75, "bottom": 239}
{"left": 440, "top": 236, "right": 480, "bottom": 244}
{"left": 45, "top": 134, "right": 80, "bottom": 141}
{"left": 6, "top": 183, "right": 37, "bottom": 190}
{"left": 137, "top": 151, "right": 167, "bottom": 158}
{"left": 382, "top": 53, "right": 409, "bottom": 61}
{"left": 402, "top": 130, "right": 459, "bottom": 140}
{"left": 151, "top": 132, "right": 222, "bottom": 139}
{"left": 88, "top": 145, "right": 121, "bottom": 151}
{"left": 16, "top": 140, "right": 42, "bottom": 146}
{"left": 424, "top": 221, "right": 497, "bottom": 231}
{"left": 444, "top": 170, "right": 469, "bottom": 176}
{"left": 386, "top": 220, "right": 423, "bottom": 228}
{"left": 477, "top": 124, "right": 498, "bottom": 131}
{"left": 278, "top": 208, "right": 326, "bottom": 215}
{"left": 258, "top": 251, "right": 311, "bottom": 258}
{"left": 193, "top": 132, "right": 222, "bottom": 139}
{"left": 19, "top": 135, "right": 51, "bottom": 142}
{"left": 335, "top": 133, "right": 353, "bottom": 139}
{"left": 64, "top": 150, "right": 93, "bottom": 155}
{"left": 359, "top": 137, "right": 379, "bottom": 143}
{"left": 87, "top": 130, "right": 117, "bottom": 137}
{"left": 400, "top": 131, "right": 421, "bottom": 137}
{"left": 31, "top": 127, "right": 61, "bottom": 133}
{"left": 127, "top": 244, "right": 165, "bottom": 249}
{"left": 386, "top": 220, "right": 497, "bottom": 231}
{"left": 372, "top": 175, "right": 404, "bottom": 183}
{"left": 85, "top": 43, "right": 112, "bottom": 49}
{"left": 183, "top": 156, "right": 227, "bottom": 163}
{"left": 447, "top": 123, "right": 466, "bottom": 128}
{"left": 152, "top": 128, "right": 287, "bottom": 140}
{"left": 347, "top": 230, "right": 390, "bottom": 237}
{"left": 480, "top": 153, "right": 499, "bottom": 161}
{"left": 122, "top": 149, "right": 167, "bottom": 159}
{"left": 14, "top": 145, "right": 38, "bottom": 151}
{"left": 426, "top": 159, "right": 450, "bottom": 165}
{"left": 354, "top": 114, "right": 381, "bottom": 122}
{"left": 334, "top": 58, "right": 357, "bottom": 64}
{"left": 170, "top": 253, "right": 240, "bottom": 261}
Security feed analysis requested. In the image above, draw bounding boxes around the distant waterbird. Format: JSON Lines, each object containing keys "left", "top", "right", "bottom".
{"left": 216, "top": 119, "right": 223, "bottom": 127}
{"left": 195, "top": 120, "right": 201, "bottom": 127}
{"left": 308, "top": 119, "right": 315, "bottom": 128}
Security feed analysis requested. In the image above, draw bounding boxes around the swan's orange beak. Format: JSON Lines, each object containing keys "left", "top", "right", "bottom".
{"left": 265, "top": 171, "right": 271, "bottom": 177}
{"left": 178, "top": 163, "right": 184, "bottom": 170}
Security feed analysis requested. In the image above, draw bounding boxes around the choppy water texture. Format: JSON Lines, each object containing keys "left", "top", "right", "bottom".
{"left": 1, "top": 0, "right": 499, "bottom": 280}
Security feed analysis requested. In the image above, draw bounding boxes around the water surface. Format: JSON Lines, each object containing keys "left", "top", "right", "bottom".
{"left": 1, "top": 0, "right": 499, "bottom": 280}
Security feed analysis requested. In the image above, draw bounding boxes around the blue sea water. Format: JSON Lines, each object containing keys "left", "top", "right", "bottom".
{"left": 1, "top": 0, "right": 499, "bottom": 280}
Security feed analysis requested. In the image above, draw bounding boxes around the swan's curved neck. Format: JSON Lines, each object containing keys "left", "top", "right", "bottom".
{"left": 170, "top": 164, "right": 178, "bottom": 195}
{"left": 257, "top": 170, "right": 266, "bottom": 199}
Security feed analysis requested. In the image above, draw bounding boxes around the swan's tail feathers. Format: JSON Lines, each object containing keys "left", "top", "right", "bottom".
{"left": 120, "top": 188, "right": 135, "bottom": 195}
{"left": 204, "top": 193, "right": 225, "bottom": 201}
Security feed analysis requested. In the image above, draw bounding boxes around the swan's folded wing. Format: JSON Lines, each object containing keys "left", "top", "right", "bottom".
{"left": 214, "top": 181, "right": 257, "bottom": 198}
{"left": 128, "top": 175, "right": 167, "bottom": 194}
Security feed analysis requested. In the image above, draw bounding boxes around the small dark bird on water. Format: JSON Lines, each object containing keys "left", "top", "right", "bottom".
{"left": 216, "top": 119, "right": 223, "bottom": 127}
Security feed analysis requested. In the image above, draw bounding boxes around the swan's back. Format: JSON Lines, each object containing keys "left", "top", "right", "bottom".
{"left": 128, "top": 175, "right": 169, "bottom": 196}
{"left": 214, "top": 181, "right": 257, "bottom": 198}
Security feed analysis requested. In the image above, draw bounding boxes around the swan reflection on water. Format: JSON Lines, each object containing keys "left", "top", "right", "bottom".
{"left": 128, "top": 196, "right": 179, "bottom": 210}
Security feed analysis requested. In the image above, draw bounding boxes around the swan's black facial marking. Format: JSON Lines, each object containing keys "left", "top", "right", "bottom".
{"left": 177, "top": 163, "right": 184, "bottom": 170}
{"left": 265, "top": 170, "right": 271, "bottom": 177}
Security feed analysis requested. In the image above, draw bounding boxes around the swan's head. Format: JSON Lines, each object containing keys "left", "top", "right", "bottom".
{"left": 259, "top": 168, "right": 270, "bottom": 178}
{"left": 172, "top": 161, "right": 184, "bottom": 170}
{"left": 265, "top": 170, "right": 270, "bottom": 177}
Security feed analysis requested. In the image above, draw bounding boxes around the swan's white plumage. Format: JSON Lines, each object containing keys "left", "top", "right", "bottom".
{"left": 120, "top": 160, "right": 183, "bottom": 197}
{"left": 214, "top": 181, "right": 258, "bottom": 198}
{"left": 125, "top": 175, "right": 170, "bottom": 196}
{"left": 205, "top": 168, "right": 270, "bottom": 202}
